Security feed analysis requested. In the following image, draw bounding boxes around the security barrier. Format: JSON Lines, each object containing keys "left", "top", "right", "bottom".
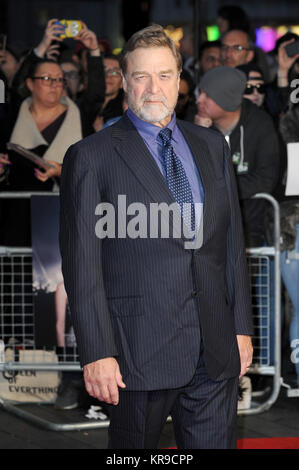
{"left": 239, "top": 193, "right": 281, "bottom": 415}
{"left": 0, "top": 192, "right": 281, "bottom": 430}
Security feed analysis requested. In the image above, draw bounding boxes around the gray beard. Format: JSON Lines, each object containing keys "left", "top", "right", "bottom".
{"left": 128, "top": 98, "right": 174, "bottom": 123}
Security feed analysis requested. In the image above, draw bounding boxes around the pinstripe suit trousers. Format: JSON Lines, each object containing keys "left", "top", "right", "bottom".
{"left": 107, "top": 347, "right": 239, "bottom": 449}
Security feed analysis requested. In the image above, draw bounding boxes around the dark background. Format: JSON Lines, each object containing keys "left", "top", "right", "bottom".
{"left": 1, "top": 0, "right": 299, "bottom": 53}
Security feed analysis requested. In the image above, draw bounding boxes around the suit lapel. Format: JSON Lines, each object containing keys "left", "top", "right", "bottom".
{"left": 112, "top": 114, "right": 217, "bottom": 245}
{"left": 112, "top": 114, "right": 176, "bottom": 207}
{"left": 112, "top": 114, "right": 183, "bottom": 239}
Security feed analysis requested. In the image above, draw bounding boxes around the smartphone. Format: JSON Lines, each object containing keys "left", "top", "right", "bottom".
{"left": 285, "top": 39, "right": 299, "bottom": 58}
{"left": 0, "top": 34, "right": 7, "bottom": 51}
{"left": 55, "top": 20, "right": 82, "bottom": 39}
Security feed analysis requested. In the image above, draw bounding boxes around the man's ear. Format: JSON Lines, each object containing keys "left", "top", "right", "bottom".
{"left": 246, "top": 50, "right": 255, "bottom": 64}
{"left": 177, "top": 71, "right": 181, "bottom": 91}
{"left": 122, "top": 73, "right": 128, "bottom": 93}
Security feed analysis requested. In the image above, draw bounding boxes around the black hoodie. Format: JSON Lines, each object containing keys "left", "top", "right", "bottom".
{"left": 228, "top": 99, "right": 280, "bottom": 247}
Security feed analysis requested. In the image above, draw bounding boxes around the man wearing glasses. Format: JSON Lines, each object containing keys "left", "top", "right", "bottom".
{"left": 93, "top": 54, "right": 124, "bottom": 132}
{"left": 220, "top": 30, "right": 254, "bottom": 68}
{"left": 237, "top": 64, "right": 266, "bottom": 109}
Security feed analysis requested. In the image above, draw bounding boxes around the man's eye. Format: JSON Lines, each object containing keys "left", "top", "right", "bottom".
{"left": 161, "top": 74, "right": 170, "bottom": 79}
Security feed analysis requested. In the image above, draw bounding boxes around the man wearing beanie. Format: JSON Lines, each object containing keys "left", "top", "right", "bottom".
{"left": 196, "top": 66, "right": 280, "bottom": 247}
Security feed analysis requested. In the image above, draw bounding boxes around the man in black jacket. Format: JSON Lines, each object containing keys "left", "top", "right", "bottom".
{"left": 196, "top": 66, "right": 280, "bottom": 247}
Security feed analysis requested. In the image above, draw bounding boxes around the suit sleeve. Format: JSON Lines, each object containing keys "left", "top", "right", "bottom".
{"left": 222, "top": 137, "right": 254, "bottom": 336}
{"left": 59, "top": 142, "right": 118, "bottom": 367}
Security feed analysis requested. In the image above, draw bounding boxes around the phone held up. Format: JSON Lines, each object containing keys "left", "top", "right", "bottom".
{"left": 285, "top": 39, "right": 299, "bottom": 58}
{"left": 54, "top": 20, "right": 82, "bottom": 39}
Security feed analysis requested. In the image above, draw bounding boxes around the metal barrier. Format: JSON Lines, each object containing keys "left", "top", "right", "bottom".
{"left": 0, "top": 192, "right": 282, "bottom": 430}
{"left": 238, "top": 193, "right": 281, "bottom": 415}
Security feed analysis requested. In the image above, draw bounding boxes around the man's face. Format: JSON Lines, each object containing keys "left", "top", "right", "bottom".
{"left": 122, "top": 46, "right": 180, "bottom": 127}
{"left": 196, "top": 90, "right": 224, "bottom": 121}
{"left": 217, "top": 16, "right": 229, "bottom": 36}
{"left": 220, "top": 31, "right": 254, "bottom": 68}
{"left": 199, "top": 47, "right": 221, "bottom": 74}
{"left": 175, "top": 78, "right": 189, "bottom": 114}
{"left": 60, "top": 62, "right": 81, "bottom": 97}
{"left": 104, "top": 58, "right": 122, "bottom": 97}
{"left": 243, "top": 71, "right": 265, "bottom": 107}
{"left": 179, "top": 34, "right": 194, "bottom": 57}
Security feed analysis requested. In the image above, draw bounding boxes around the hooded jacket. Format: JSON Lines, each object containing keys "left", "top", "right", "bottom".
{"left": 228, "top": 99, "right": 280, "bottom": 247}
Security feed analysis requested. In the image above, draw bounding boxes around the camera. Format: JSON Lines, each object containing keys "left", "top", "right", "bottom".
{"left": 285, "top": 39, "right": 299, "bottom": 58}
{"left": 54, "top": 20, "right": 82, "bottom": 39}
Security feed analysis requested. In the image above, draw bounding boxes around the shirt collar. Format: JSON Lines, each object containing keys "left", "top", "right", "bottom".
{"left": 127, "top": 108, "right": 179, "bottom": 144}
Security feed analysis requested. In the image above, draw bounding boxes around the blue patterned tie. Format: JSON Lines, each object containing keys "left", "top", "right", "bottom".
{"left": 158, "top": 127, "right": 195, "bottom": 232}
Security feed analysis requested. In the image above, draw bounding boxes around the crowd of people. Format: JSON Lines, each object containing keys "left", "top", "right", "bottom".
{"left": 1, "top": 4, "right": 299, "bottom": 410}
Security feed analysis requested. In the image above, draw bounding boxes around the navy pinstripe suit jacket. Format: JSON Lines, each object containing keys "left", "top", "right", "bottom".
{"left": 59, "top": 113, "right": 253, "bottom": 390}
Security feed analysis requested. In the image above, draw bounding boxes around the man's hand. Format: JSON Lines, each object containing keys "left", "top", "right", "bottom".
{"left": 194, "top": 114, "right": 212, "bottom": 128}
{"left": 83, "top": 357, "right": 126, "bottom": 405}
{"left": 237, "top": 335, "right": 253, "bottom": 378}
{"left": 93, "top": 115, "right": 104, "bottom": 132}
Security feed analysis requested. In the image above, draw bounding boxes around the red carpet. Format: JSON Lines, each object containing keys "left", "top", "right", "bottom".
{"left": 237, "top": 437, "right": 299, "bottom": 449}
{"left": 167, "top": 437, "right": 299, "bottom": 449}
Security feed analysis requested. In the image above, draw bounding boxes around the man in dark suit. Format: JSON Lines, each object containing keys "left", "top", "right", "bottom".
{"left": 60, "top": 24, "right": 253, "bottom": 449}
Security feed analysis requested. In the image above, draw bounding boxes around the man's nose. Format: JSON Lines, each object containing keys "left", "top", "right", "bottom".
{"left": 223, "top": 45, "right": 234, "bottom": 57}
{"left": 226, "top": 47, "right": 234, "bottom": 58}
{"left": 147, "top": 76, "right": 160, "bottom": 94}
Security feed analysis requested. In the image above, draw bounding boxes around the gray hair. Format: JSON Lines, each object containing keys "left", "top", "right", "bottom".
{"left": 120, "top": 24, "right": 182, "bottom": 75}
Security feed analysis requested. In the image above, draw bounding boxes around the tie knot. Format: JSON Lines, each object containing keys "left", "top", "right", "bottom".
{"left": 158, "top": 128, "right": 172, "bottom": 147}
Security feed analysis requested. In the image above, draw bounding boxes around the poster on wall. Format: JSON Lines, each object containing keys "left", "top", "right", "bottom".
{"left": 31, "top": 195, "right": 77, "bottom": 353}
